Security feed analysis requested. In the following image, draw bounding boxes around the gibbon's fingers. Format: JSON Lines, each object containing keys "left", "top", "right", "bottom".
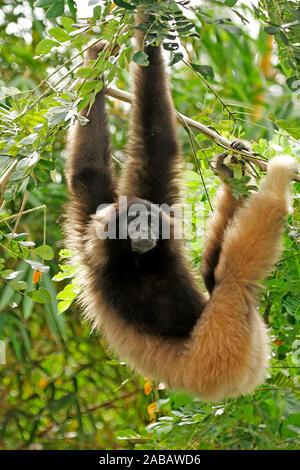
{"left": 215, "top": 156, "right": 297, "bottom": 285}
{"left": 230, "top": 140, "right": 251, "bottom": 152}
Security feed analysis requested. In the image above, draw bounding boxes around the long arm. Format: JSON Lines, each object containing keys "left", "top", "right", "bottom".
{"left": 65, "top": 42, "right": 116, "bottom": 219}
{"left": 118, "top": 14, "right": 182, "bottom": 206}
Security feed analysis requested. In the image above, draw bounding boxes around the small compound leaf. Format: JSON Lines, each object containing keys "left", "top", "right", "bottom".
{"left": 48, "top": 27, "right": 70, "bottom": 42}
{"left": 114, "top": 0, "right": 135, "bottom": 10}
{"left": 35, "top": 245, "right": 54, "bottom": 261}
{"left": 219, "top": 24, "right": 242, "bottom": 35}
{"left": 27, "top": 287, "right": 52, "bottom": 304}
{"left": 10, "top": 281, "right": 28, "bottom": 291}
{"left": 132, "top": 50, "right": 149, "bottom": 66}
{"left": 36, "top": 38, "right": 58, "bottom": 55}
{"left": 58, "top": 300, "right": 73, "bottom": 314}
{"left": 169, "top": 52, "right": 183, "bottom": 66}
{"left": 264, "top": 24, "right": 281, "bottom": 34}
{"left": 191, "top": 63, "right": 214, "bottom": 81}
{"left": 46, "top": 0, "right": 65, "bottom": 18}
{"left": 34, "top": 0, "right": 56, "bottom": 6}
{"left": 60, "top": 17, "right": 74, "bottom": 33}
{"left": 115, "top": 429, "right": 141, "bottom": 440}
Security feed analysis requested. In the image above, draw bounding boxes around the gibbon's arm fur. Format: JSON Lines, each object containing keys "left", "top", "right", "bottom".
{"left": 64, "top": 12, "right": 298, "bottom": 401}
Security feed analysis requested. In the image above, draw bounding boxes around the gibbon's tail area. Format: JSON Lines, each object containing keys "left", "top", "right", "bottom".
{"left": 64, "top": 11, "right": 298, "bottom": 401}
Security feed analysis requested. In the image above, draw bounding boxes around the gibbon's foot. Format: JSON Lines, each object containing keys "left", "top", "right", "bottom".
{"left": 267, "top": 155, "right": 299, "bottom": 177}
{"left": 262, "top": 155, "right": 298, "bottom": 199}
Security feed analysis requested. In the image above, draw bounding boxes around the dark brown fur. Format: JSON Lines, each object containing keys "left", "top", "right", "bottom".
{"left": 64, "top": 14, "right": 297, "bottom": 400}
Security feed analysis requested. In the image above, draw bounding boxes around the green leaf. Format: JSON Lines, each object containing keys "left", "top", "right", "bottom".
{"left": 80, "top": 80, "right": 103, "bottom": 95}
{"left": 36, "top": 39, "right": 58, "bottom": 55}
{"left": 52, "top": 265, "right": 74, "bottom": 281}
{"left": 169, "top": 52, "right": 183, "bottom": 66}
{"left": 56, "top": 283, "right": 79, "bottom": 300}
{"left": 114, "top": 0, "right": 135, "bottom": 10}
{"left": 224, "top": 0, "right": 238, "bottom": 5}
{"left": 115, "top": 429, "right": 141, "bottom": 440}
{"left": 190, "top": 63, "right": 214, "bottom": 81}
{"left": 1, "top": 270, "right": 23, "bottom": 280}
{"left": 10, "top": 281, "right": 28, "bottom": 291}
{"left": 276, "top": 120, "right": 300, "bottom": 139}
{"left": 163, "top": 42, "right": 179, "bottom": 51}
{"left": 35, "top": 245, "right": 54, "bottom": 260}
{"left": 46, "top": 0, "right": 64, "bottom": 18}
{"left": 286, "top": 76, "right": 300, "bottom": 91}
{"left": 19, "top": 134, "right": 38, "bottom": 146}
{"left": 34, "top": 0, "right": 57, "bottom": 7}
{"left": 60, "top": 17, "right": 74, "bottom": 33}
{"left": 48, "top": 393, "right": 75, "bottom": 413}
{"left": 233, "top": 165, "right": 243, "bottom": 179}
{"left": 75, "top": 67, "right": 95, "bottom": 79}
{"left": 48, "top": 27, "right": 70, "bottom": 42}
{"left": 132, "top": 50, "right": 149, "bottom": 67}
{"left": 170, "top": 391, "right": 193, "bottom": 409}
{"left": 58, "top": 300, "right": 73, "bottom": 313}
{"left": 264, "top": 24, "right": 281, "bottom": 34}
{"left": 27, "top": 287, "right": 52, "bottom": 304}
{"left": 67, "top": 0, "right": 77, "bottom": 17}
{"left": 219, "top": 24, "right": 242, "bottom": 35}
{"left": 16, "top": 152, "right": 40, "bottom": 170}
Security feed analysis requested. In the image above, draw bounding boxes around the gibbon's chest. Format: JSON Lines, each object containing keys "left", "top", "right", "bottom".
{"left": 97, "top": 252, "right": 205, "bottom": 338}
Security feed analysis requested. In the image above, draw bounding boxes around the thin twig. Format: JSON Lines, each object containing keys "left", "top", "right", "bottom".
{"left": 0, "top": 205, "right": 46, "bottom": 223}
{"left": 10, "top": 190, "right": 29, "bottom": 241}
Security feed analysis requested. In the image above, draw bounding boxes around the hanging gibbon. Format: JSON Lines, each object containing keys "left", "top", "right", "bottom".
{"left": 64, "top": 13, "right": 298, "bottom": 401}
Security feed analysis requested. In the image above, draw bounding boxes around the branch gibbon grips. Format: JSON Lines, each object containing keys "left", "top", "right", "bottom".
{"left": 64, "top": 14, "right": 298, "bottom": 401}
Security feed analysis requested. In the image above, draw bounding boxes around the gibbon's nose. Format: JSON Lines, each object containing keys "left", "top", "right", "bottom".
{"left": 131, "top": 237, "right": 157, "bottom": 254}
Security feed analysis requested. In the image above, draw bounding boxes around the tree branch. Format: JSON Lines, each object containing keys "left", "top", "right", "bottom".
{"left": 106, "top": 85, "right": 300, "bottom": 183}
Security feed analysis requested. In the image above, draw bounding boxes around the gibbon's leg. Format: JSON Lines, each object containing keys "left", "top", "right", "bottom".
{"left": 201, "top": 181, "right": 240, "bottom": 293}
{"left": 215, "top": 155, "right": 298, "bottom": 285}
{"left": 178, "top": 156, "right": 298, "bottom": 400}
{"left": 201, "top": 141, "right": 247, "bottom": 293}
{"left": 65, "top": 42, "right": 115, "bottom": 222}
{"left": 118, "top": 15, "right": 181, "bottom": 206}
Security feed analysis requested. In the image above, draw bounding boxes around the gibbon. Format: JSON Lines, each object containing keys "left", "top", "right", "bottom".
{"left": 64, "top": 15, "right": 298, "bottom": 401}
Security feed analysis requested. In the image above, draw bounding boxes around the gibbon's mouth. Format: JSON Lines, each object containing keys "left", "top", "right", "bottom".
{"left": 131, "top": 237, "right": 157, "bottom": 254}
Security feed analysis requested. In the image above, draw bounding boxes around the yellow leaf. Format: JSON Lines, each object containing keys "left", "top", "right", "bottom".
{"left": 144, "top": 380, "right": 153, "bottom": 395}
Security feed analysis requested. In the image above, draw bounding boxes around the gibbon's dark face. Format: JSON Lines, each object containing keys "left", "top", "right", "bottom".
{"left": 95, "top": 197, "right": 172, "bottom": 255}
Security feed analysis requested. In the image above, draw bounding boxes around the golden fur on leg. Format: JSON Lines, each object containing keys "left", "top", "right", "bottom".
{"left": 201, "top": 184, "right": 241, "bottom": 292}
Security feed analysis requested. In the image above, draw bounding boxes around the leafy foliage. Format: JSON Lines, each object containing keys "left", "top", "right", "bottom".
{"left": 0, "top": 0, "right": 299, "bottom": 450}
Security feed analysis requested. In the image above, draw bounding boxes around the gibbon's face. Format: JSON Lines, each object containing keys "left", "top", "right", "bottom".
{"left": 95, "top": 197, "right": 173, "bottom": 255}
